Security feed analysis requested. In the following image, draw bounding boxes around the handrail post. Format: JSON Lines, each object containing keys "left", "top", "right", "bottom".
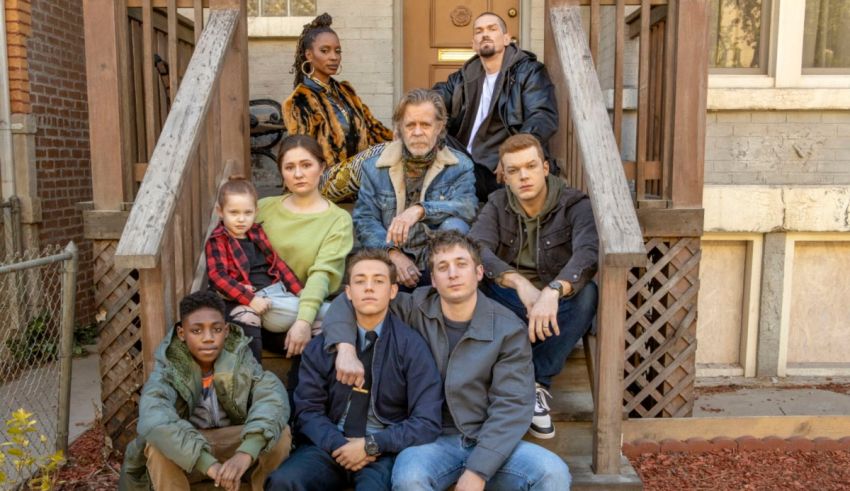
{"left": 212, "top": 0, "right": 250, "bottom": 176}
{"left": 83, "top": 0, "right": 133, "bottom": 210}
{"left": 593, "top": 263, "right": 629, "bottom": 474}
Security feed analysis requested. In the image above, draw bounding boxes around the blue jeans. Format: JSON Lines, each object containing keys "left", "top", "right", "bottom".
{"left": 265, "top": 442, "right": 395, "bottom": 491}
{"left": 480, "top": 280, "right": 598, "bottom": 388}
{"left": 391, "top": 434, "right": 570, "bottom": 491}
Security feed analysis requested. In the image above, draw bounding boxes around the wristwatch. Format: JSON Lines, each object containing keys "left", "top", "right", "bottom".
{"left": 547, "top": 280, "right": 564, "bottom": 298}
{"left": 365, "top": 434, "right": 381, "bottom": 456}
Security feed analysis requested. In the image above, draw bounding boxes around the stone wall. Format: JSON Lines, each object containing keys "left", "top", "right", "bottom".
{"left": 705, "top": 111, "right": 850, "bottom": 186}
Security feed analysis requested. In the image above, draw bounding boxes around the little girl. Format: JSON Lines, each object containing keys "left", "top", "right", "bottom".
{"left": 205, "top": 177, "right": 304, "bottom": 362}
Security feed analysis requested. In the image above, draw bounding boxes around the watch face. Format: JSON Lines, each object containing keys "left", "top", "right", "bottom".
{"left": 365, "top": 438, "right": 380, "bottom": 456}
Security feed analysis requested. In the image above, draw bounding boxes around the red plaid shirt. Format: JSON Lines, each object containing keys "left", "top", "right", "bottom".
{"left": 205, "top": 222, "right": 303, "bottom": 305}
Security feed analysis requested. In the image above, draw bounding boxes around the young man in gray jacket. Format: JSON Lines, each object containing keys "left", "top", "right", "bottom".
{"left": 470, "top": 133, "right": 599, "bottom": 440}
{"left": 323, "top": 231, "right": 569, "bottom": 491}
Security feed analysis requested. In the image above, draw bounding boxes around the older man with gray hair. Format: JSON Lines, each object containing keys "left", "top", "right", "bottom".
{"left": 353, "top": 88, "right": 477, "bottom": 290}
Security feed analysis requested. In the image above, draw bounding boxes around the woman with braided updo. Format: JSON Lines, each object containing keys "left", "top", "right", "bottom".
{"left": 283, "top": 13, "right": 393, "bottom": 202}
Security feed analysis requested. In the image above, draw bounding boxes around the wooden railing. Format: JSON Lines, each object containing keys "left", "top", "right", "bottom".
{"left": 545, "top": 1, "right": 647, "bottom": 475}
{"left": 113, "top": 2, "right": 248, "bottom": 375}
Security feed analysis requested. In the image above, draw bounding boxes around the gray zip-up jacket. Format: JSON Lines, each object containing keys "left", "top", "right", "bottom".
{"left": 322, "top": 287, "right": 534, "bottom": 480}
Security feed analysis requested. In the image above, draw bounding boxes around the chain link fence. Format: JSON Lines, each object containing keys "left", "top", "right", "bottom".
{"left": 0, "top": 243, "right": 78, "bottom": 489}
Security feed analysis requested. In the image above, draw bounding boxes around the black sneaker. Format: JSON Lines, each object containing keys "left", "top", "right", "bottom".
{"left": 528, "top": 383, "right": 555, "bottom": 439}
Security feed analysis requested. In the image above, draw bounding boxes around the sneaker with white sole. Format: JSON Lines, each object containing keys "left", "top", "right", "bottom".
{"left": 528, "top": 384, "right": 555, "bottom": 439}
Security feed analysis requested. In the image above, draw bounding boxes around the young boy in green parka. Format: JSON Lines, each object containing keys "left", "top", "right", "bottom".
{"left": 119, "top": 291, "right": 291, "bottom": 491}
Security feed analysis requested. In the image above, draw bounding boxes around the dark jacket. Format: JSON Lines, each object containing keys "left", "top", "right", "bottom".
{"left": 119, "top": 325, "right": 288, "bottom": 490}
{"left": 469, "top": 176, "right": 599, "bottom": 294}
{"left": 322, "top": 289, "right": 534, "bottom": 481}
{"left": 433, "top": 44, "right": 558, "bottom": 172}
{"left": 297, "top": 312, "right": 443, "bottom": 455}
{"left": 205, "top": 222, "right": 302, "bottom": 305}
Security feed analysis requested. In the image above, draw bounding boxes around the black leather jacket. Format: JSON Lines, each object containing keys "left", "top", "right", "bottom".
{"left": 433, "top": 44, "right": 559, "bottom": 173}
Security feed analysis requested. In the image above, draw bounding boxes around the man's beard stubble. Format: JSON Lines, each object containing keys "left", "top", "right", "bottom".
{"left": 479, "top": 44, "right": 496, "bottom": 58}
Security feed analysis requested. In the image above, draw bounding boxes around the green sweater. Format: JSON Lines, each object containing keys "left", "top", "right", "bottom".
{"left": 257, "top": 195, "right": 353, "bottom": 323}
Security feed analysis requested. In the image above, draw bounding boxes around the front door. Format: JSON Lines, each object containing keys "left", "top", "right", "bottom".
{"left": 403, "top": 1, "right": 520, "bottom": 93}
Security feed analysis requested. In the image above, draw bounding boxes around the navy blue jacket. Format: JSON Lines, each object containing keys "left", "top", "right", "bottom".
{"left": 294, "top": 312, "right": 443, "bottom": 455}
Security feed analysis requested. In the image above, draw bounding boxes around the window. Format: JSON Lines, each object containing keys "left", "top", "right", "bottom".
{"left": 247, "top": 0, "right": 316, "bottom": 17}
{"left": 802, "top": 0, "right": 850, "bottom": 71}
{"left": 709, "top": 0, "right": 769, "bottom": 72}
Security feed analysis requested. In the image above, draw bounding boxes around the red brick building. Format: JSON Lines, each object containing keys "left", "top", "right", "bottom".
{"left": 4, "top": 0, "right": 94, "bottom": 323}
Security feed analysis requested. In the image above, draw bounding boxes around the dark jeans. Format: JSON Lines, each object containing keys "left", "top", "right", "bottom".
{"left": 473, "top": 162, "right": 503, "bottom": 203}
{"left": 265, "top": 442, "right": 395, "bottom": 491}
{"left": 479, "top": 280, "right": 599, "bottom": 388}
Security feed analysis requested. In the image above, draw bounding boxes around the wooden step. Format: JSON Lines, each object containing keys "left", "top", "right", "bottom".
{"left": 529, "top": 422, "right": 643, "bottom": 490}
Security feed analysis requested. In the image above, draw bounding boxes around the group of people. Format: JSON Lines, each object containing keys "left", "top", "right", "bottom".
{"left": 119, "top": 10, "right": 599, "bottom": 491}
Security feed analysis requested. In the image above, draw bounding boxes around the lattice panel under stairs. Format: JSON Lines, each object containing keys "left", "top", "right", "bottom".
{"left": 94, "top": 240, "right": 142, "bottom": 451}
{"left": 624, "top": 237, "right": 700, "bottom": 418}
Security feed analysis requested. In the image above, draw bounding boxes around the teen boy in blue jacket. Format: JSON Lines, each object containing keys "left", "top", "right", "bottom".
{"left": 265, "top": 249, "right": 443, "bottom": 490}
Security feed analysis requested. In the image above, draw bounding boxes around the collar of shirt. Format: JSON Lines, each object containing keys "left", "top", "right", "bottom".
{"left": 357, "top": 320, "right": 384, "bottom": 350}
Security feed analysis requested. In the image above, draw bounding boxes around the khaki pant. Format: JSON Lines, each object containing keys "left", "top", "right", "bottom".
{"left": 145, "top": 425, "right": 291, "bottom": 491}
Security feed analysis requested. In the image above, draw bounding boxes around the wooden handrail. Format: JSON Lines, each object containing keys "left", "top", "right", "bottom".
{"left": 114, "top": 8, "right": 239, "bottom": 270}
{"left": 548, "top": 5, "right": 645, "bottom": 267}
{"left": 547, "top": 3, "right": 647, "bottom": 477}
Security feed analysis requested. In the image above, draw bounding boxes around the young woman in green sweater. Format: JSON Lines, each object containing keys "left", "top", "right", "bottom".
{"left": 256, "top": 135, "right": 353, "bottom": 359}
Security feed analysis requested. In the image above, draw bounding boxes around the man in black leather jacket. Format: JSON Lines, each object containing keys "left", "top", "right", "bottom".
{"left": 433, "top": 12, "right": 558, "bottom": 202}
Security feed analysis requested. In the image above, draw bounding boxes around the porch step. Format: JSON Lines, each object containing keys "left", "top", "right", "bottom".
{"left": 528, "top": 422, "right": 642, "bottom": 490}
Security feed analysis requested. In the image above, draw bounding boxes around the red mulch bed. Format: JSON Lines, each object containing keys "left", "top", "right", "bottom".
{"left": 55, "top": 426, "right": 120, "bottom": 490}
{"left": 630, "top": 448, "right": 850, "bottom": 491}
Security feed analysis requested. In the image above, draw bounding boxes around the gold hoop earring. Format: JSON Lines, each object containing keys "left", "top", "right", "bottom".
{"left": 301, "top": 60, "right": 315, "bottom": 78}
{"left": 335, "top": 62, "right": 342, "bottom": 76}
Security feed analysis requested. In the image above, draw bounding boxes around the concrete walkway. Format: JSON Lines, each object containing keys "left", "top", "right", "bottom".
{"left": 695, "top": 376, "right": 850, "bottom": 417}
{"left": 68, "top": 349, "right": 101, "bottom": 443}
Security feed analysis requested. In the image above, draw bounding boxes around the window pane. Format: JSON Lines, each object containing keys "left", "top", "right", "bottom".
{"left": 247, "top": 0, "right": 259, "bottom": 17}
{"left": 708, "top": 0, "right": 765, "bottom": 69}
{"left": 262, "top": 0, "right": 288, "bottom": 17}
{"left": 803, "top": 0, "right": 850, "bottom": 68}
{"left": 290, "top": 0, "right": 317, "bottom": 16}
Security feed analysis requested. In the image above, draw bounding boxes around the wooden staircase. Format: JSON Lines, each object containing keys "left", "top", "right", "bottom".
{"left": 82, "top": 0, "right": 708, "bottom": 486}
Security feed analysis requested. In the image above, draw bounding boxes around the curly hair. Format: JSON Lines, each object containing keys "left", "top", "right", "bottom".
{"left": 179, "top": 290, "right": 226, "bottom": 322}
{"left": 427, "top": 230, "right": 483, "bottom": 271}
{"left": 291, "top": 12, "right": 337, "bottom": 88}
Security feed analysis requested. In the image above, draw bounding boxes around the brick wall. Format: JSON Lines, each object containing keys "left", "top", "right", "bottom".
{"left": 5, "top": 0, "right": 31, "bottom": 113}
{"left": 705, "top": 111, "right": 850, "bottom": 185}
{"left": 25, "top": 0, "right": 94, "bottom": 323}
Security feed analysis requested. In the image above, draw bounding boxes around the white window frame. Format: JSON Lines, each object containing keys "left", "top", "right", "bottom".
{"left": 248, "top": 16, "right": 315, "bottom": 38}
{"left": 247, "top": 0, "right": 316, "bottom": 38}
{"left": 708, "top": 0, "right": 850, "bottom": 110}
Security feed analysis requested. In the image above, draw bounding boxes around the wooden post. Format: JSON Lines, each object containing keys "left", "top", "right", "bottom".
{"left": 668, "top": 0, "right": 709, "bottom": 208}
{"left": 83, "top": 0, "right": 132, "bottom": 210}
{"left": 212, "top": 0, "right": 249, "bottom": 176}
{"left": 593, "top": 264, "right": 628, "bottom": 474}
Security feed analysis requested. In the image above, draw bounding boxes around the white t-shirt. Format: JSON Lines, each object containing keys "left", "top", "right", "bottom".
{"left": 466, "top": 72, "right": 499, "bottom": 154}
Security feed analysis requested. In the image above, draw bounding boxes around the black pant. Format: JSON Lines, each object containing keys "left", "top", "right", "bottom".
{"left": 265, "top": 442, "right": 395, "bottom": 491}
{"left": 474, "top": 162, "right": 503, "bottom": 203}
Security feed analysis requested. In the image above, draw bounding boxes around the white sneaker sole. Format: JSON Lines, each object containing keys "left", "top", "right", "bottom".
{"left": 527, "top": 426, "right": 556, "bottom": 440}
